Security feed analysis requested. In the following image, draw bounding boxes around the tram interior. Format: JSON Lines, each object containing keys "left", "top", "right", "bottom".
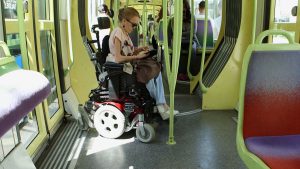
{"left": 0, "top": 0, "right": 300, "bottom": 169}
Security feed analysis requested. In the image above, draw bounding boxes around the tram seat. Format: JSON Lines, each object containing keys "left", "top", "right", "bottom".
{"left": 237, "top": 30, "right": 300, "bottom": 169}
{"left": 97, "top": 16, "right": 111, "bottom": 29}
{"left": 167, "top": 16, "right": 198, "bottom": 76}
{"left": 195, "top": 19, "right": 214, "bottom": 52}
{"left": 0, "top": 43, "right": 50, "bottom": 138}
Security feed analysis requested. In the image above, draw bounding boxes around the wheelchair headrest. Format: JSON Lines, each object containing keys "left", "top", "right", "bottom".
{"left": 97, "top": 17, "right": 111, "bottom": 29}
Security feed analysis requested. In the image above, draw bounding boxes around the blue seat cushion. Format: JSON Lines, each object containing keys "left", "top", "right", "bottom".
{"left": 0, "top": 70, "right": 50, "bottom": 137}
{"left": 245, "top": 135, "right": 300, "bottom": 169}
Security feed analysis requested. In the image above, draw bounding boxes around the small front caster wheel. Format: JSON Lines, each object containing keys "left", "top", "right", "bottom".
{"left": 136, "top": 124, "right": 155, "bottom": 143}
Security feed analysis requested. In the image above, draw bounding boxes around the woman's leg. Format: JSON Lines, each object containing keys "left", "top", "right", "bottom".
{"left": 146, "top": 72, "right": 166, "bottom": 105}
{"left": 146, "top": 72, "right": 178, "bottom": 120}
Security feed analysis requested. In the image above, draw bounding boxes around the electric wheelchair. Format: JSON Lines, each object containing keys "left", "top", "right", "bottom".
{"left": 79, "top": 16, "right": 157, "bottom": 143}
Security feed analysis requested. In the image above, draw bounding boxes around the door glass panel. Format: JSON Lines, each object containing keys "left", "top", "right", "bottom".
{"left": 1, "top": 128, "right": 17, "bottom": 157}
{"left": 19, "top": 110, "right": 39, "bottom": 147}
{"left": 6, "top": 33, "right": 23, "bottom": 67}
{"left": 2, "top": 0, "right": 17, "bottom": 19}
{"left": 38, "top": 0, "right": 50, "bottom": 20}
{"left": 40, "top": 30, "right": 59, "bottom": 117}
{"left": 275, "top": 0, "right": 298, "bottom": 23}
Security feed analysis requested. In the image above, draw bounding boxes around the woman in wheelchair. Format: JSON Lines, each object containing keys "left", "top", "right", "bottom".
{"left": 107, "top": 7, "right": 179, "bottom": 120}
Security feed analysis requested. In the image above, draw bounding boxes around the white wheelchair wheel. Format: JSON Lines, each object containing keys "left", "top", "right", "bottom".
{"left": 94, "top": 104, "right": 125, "bottom": 139}
{"left": 136, "top": 124, "right": 155, "bottom": 143}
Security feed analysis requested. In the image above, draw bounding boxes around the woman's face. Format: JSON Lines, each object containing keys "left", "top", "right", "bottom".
{"left": 123, "top": 16, "right": 139, "bottom": 33}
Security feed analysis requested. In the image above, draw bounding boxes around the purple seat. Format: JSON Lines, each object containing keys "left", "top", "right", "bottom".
{"left": 245, "top": 135, "right": 300, "bottom": 169}
{"left": 0, "top": 69, "right": 50, "bottom": 137}
{"left": 195, "top": 19, "right": 214, "bottom": 49}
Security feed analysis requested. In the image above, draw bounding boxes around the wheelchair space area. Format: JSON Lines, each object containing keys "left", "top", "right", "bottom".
{"left": 73, "top": 83, "right": 246, "bottom": 169}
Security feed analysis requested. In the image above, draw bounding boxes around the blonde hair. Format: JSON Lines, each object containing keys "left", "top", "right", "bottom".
{"left": 118, "top": 7, "right": 140, "bottom": 22}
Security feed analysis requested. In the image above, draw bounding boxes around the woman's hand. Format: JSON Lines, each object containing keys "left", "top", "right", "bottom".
{"left": 136, "top": 50, "right": 149, "bottom": 59}
{"left": 134, "top": 46, "right": 149, "bottom": 54}
{"left": 140, "top": 46, "right": 149, "bottom": 51}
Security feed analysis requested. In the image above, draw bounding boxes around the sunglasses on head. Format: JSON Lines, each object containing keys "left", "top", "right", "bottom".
{"left": 126, "top": 19, "right": 138, "bottom": 28}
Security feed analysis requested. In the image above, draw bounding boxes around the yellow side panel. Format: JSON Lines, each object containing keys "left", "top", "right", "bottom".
{"left": 202, "top": 0, "right": 253, "bottom": 110}
{"left": 69, "top": 0, "right": 98, "bottom": 104}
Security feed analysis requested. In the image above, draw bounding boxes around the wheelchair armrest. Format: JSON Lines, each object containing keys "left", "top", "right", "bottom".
{"left": 104, "top": 62, "right": 124, "bottom": 71}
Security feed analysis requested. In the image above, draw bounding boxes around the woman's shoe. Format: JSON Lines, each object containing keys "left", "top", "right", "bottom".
{"left": 157, "top": 105, "right": 179, "bottom": 120}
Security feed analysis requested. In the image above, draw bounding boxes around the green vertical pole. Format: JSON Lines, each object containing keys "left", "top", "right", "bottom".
{"left": 198, "top": 0, "right": 208, "bottom": 92}
{"left": 187, "top": 0, "right": 195, "bottom": 80}
{"left": 17, "top": 0, "right": 29, "bottom": 69}
{"left": 126, "top": 0, "right": 129, "bottom": 7}
{"left": 162, "top": 0, "right": 182, "bottom": 145}
{"left": 113, "top": 0, "right": 120, "bottom": 28}
{"left": 252, "top": 0, "right": 257, "bottom": 44}
{"left": 142, "top": 0, "right": 147, "bottom": 45}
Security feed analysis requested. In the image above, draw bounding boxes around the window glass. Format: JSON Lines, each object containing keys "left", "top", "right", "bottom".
{"left": 1, "top": 128, "right": 18, "bottom": 157}
{"left": 275, "top": 0, "right": 298, "bottom": 23}
{"left": 19, "top": 110, "right": 39, "bottom": 148}
{"left": 39, "top": 0, "right": 50, "bottom": 20}
{"left": 6, "top": 33, "right": 23, "bottom": 67}
{"left": 40, "top": 30, "right": 59, "bottom": 117}
{"left": 3, "top": 0, "right": 17, "bottom": 19}
{"left": 273, "top": 32, "right": 295, "bottom": 43}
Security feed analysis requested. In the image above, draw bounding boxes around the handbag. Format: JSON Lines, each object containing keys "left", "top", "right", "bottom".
{"left": 136, "top": 58, "right": 161, "bottom": 84}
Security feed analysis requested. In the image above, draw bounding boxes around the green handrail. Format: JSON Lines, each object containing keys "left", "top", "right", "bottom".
{"left": 64, "top": 0, "right": 74, "bottom": 76}
{"left": 113, "top": 0, "right": 120, "bottom": 28}
{"left": 187, "top": 0, "right": 195, "bottom": 81}
{"left": 0, "top": 41, "right": 12, "bottom": 58}
{"left": 198, "top": 0, "right": 209, "bottom": 93}
{"left": 162, "top": 0, "right": 183, "bottom": 145}
{"left": 0, "top": 41, "right": 19, "bottom": 76}
{"left": 142, "top": 0, "right": 147, "bottom": 45}
{"left": 17, "top": 0, "right": 29, "bottom": 69}
{"left": 252, "top": 0, "right": 257, "bottom": 44}
{"left": 256, "top": 29, "right": 295, "bottom": 44}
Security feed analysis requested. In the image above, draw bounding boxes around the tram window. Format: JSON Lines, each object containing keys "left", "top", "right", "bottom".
{"left": 40, "top": 31, "right": 59, "bottom": 117}
{"left": 39, "top": 0, "right": 50, "bottom": 20}
{"left": 1, "top": 128, "right": 17, "bottom": 157}
{"left": 6, "top": 33, "right": 23, "bottom": 67}
{"left": 0, "top": 48, "right": 5, "bottom": 58}
{"left": 2, "top": 0, "right": 17, "bottom": 19}
{"left": 273, "top": 32, "right": 295, "bottom": 44}
{"left": 275, "top": 0, "right": 298, "bottom": 23}
{"left": 19, "top": 110, "right": 39, "bottom": 148}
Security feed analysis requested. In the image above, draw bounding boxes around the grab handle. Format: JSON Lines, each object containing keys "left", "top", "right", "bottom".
{"left": 255, "top": 29, "right": 295, "bottom": 45}
{"left": 0, "top": 41, "right": 15, "bottom": 66}
{"left": 0, "top": 41, "right": 12, "bottom": 57}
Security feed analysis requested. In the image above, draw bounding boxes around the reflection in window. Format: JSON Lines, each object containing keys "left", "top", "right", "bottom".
{"left": 3, "top": 0, "right": 17, "bottom": 19}
{"left": 275, "top": 0, "right": 298, "bottom": 23}
{"left": 273, "top": 32, "right": 295, "bottom": 44}
{"left": 19, "top": 110, "right": 39, "bottom": 148}
{"left": 40, "top": 31, "right": 59, "bottom": 117}
{"left": 39, "top": 0, "right": 50, "bottom": 20}
{"left": 0, "top": 48, "right": 5, "bottom": 58}
{"left": 0, "top": 128, "right": 18, "bottom": 158}
{"left": 6, "top": 33, "right": 24, "bottom": 68}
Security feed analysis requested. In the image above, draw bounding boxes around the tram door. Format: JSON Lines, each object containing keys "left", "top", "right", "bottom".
{"left": 270, "top": 0, "right": 300, "bottom": 43}
{"left": 2, "top": 0, "right": 64, "bottom": 157}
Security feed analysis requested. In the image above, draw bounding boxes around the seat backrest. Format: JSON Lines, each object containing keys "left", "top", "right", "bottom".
{"left": 100, "top": 35, "right": 110, "bottom": 63}
{"left": 97, "top": 16, "right": 111, "bottom": 29}
{"left": 158, "top": 20, "right": 164, "bottom": 44}
{"left": 243, "top": 50, "right": 300, "bottom": 138}
{"left": 195, "top": 19, "right": 214, "bottom": 48}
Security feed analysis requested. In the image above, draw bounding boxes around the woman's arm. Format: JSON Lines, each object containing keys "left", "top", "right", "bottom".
{"left": 114, "top": 37, "right": 148, "bottom": 63}
{"left": 133, "top": 46, "right": 149, "bottom": 55}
